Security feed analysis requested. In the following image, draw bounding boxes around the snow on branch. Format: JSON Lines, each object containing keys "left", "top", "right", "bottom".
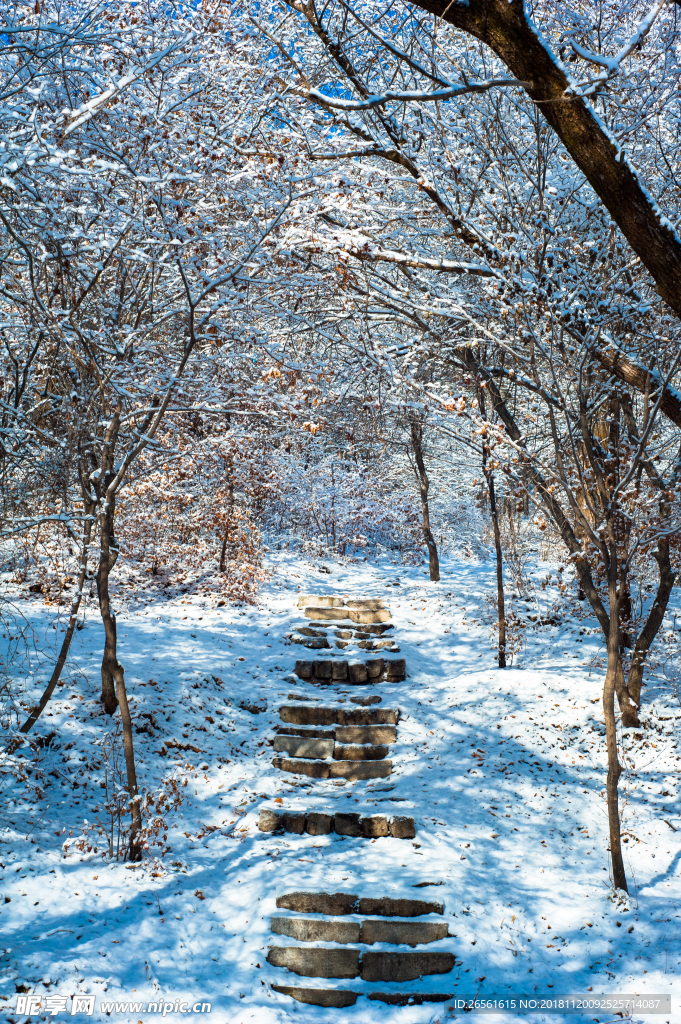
{"left": 300, "top": 77, "right": 530, "bottom": 111}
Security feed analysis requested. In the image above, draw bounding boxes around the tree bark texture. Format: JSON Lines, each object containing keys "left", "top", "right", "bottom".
{"left": 488, "top": 471, "right": 506, "bottom": 669}
{"left": 409, "top": 418, "right": 440, "bottom": 581}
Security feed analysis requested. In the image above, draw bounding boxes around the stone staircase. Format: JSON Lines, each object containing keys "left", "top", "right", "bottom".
{"left": 288, "top": 596, "right": 401, "bottom": 653}
{"left": 258, "top": 593, "right": 456, "bottom": 1006}
{"left": 267, "top": 891, "right": 457, "bottom": 1007}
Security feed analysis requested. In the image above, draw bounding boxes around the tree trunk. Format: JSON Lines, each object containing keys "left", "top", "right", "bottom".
{"left": 409, "top": 418, "right": 440, "bottom": 581}
{"left": 604, "top": 547, "right": 628, "bottom": 892}
{"left": 113, "top": 659, "right": 143, "bottom": 861}
{"left": 488, "top": 471, "right": 506, "bottom": 668}
{"left": 97, "top": 492, "right": 119, "bottom": 716}
{"left": 16, "top": 511, "right": 94, "bottom": 736}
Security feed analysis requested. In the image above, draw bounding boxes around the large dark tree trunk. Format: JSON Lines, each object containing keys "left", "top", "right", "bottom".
{"left": 97, "top": 491, "right": 120, "bottom": 717}
{"left": 409, "top": 417, "right": 440, "bottom": 581}
{"left": 604, "top": 543, "right": 628, "bottom": 892}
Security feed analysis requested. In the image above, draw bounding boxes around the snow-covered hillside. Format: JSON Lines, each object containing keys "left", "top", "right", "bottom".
{"left": 1, "top": 553, "right": 680, "bottom": 1023}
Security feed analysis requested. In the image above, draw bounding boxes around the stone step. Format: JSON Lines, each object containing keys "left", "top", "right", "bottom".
{"left": 279, "top": 705, "right": 399, "bottom": 726}
{"left": 305, "top": 607, "right": 391, "bottom": 625}
{"left": 294, "top": 657, "right": 405, "bottom": 684}
{"left": 272, "top": 918, "right": 360, "bottom": 943}
{"left": 258, "top": 809, "right": 414, "bottom": 839}
{"left": 267, "top": 948, "right": 455, "bottom": 981}
{"left": 335, "top": 725, "right": 396, "bottom": 743}
{"left": 273, "top": 736, "right": 335, "bottom": 759}
{"left": 272, "top": 986, "right": 358, "bottom": 1008}
{"left": 361, "top": 951, "right": 455, "bottom": 982}
{"left": 276, "top": 724, "right": 396, "bottom": 744}
{"left": 275, "top": 893, "right": 444, "bottom": 917}
{"left": 267, "top": 946, "right": 360, "bottom": 978}
{"left": 271, "top": 987, "right": 454, "bottom": 1008}
{"left": 360, "top": 920, "right": 448, "bottom": 946}
{"left": 333, "top": 743, "right": 389, "bottom": 761}
{"left": 276, "top": 726, "right": 335, "bottom": 739}
{"left": 297, "top": 595, "right": 345, "bottom": 608}
{"left": 273, "top": 757, "right": 393, "bottom": 780}
{"left": 368, "top": 993, "right": 453, "bottom": 1006}
{"left": 270, "top": 918, "right": 447, "bottom": 947}
{"left": 350, "top": 695, "right": 382, "bottom": 706}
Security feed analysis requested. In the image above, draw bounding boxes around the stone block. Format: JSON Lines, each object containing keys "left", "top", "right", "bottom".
{"left": 273, "top": 757, "right": 330, "bottom": 779}
{"left": 335, "top": 631, "right": 353, "bottom": 640}
{"left": 361, "top": 815, "right": 389, "bottom": 838}
{"left": 357, "top": 641, "right": 375, "bottom": 650}
{"left": 281, "top": 811, "right": 306, "bottom": 834}
{"left": 336, "top": 725, "right": 396, "bottom": 744}
{"left": 350, "top": 695, "right": 382, "bottom": 706}
{"left": 297, "top": 627, "right": 326, "bottom": 637}
{"left": 385, "top": 657, "right": 406, "bottom": 680}
{"left": 333, "top": 743, "right": 389, "bottom": 761}
{"left": 297, "top": 595, "right": 344, "bottom": 608}
{"left": 331, "top": 661, "right": 348, "bottom": 680}
{"left": 272, "top": 986, "right": 358, "bottom": 1007}
{"left": 334, "top": 812, "right": 362, "bottom": 837}
{"left": 348, "top": 662, "right": 368, "bottom": 684}
{"left": 345, "top": 599, "right": 386, "bottom": 611}
{"left": 274, "top": 736, "right": 335, "bottom": 759}
{"left": 312, "top": 660, "right": 332, "bottom": 680}
{"left": 367, "top": 993, "right": 453, "bottom": 1006}
{"left": 336, "top": 641, "right": 348, "bottom": 649}
{"left": 360, "top": 920, "right": 448, "bottom": 946}
{"left": 305, "top": 811, "right": 334, "bottom": 836}
{"left": 303, "top": 638, "right": 331, "bottom": 650}
{"left": 361, "top": 951, "right": 455, "bottom": 982}
{"left": 276, "top": 892, "right": 359, "bottom": 915}
{"left": 306, "top": 606, "right": 350, "bottom": 621}
{"left": 280, "top": 705, "right": 338, "bottom": 726}
{"left": 365, "top": 624, "right": 393, "bottom": 635}
{"left": 271, "top": 917, "right": 360, "bottom": 943}
{"left": 258, "top": 808, "right": 282, "bottom": 833}
{"left": 358, "top": 897, "right": 443, "bottom": 917}
{"left": 366, "top": 658, "right": 385, "bottom": 678}
{"left": 348, "top": 608, "right": 391, "bottom": 624}
{"left": 339, "top": 708, "right": 399, "bottom": 726}
{"left": 276, "top": 726, "right": 335, "bottom": 739}
{"left": 389, "top": 816, "right": 416, "bottom": 839}
{"left": 329, "top": 760, "right": 392, "bottom": 780}
{"left": 294, "top": 660, "right": 313, "bottom": 680}
{"left": 267, "top": 946, "right": 360, "bottom": 979}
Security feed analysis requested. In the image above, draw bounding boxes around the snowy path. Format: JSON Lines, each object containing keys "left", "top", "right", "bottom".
{"left": 1, "top": 554, "right": 680, "bottom": 1023}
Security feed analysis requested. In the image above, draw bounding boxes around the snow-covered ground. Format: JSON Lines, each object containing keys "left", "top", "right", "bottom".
{"left": 1, "top": 553, "right": 680, "bottom": 1024}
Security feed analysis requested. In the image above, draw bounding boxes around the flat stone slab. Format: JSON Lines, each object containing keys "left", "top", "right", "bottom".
{"left": 345, "top": 599, "right": 387, "bottom": 611}
{"left": 336, "top": 725, "right": 396, "bottom": 743}
{"left": 280, "top": 705, "right": 338, "bottom": 726}
{"left": 358, "top": 897, "right": 444, "bottom": 917}
{"left": 272, "top": 986, "right": 358, "bottom": 1007}
{"left": 306, "top": 606, "right": 351, "bottom": 621}
{"left": 276, "top": 726, "right": 335, "bottom": 739}
{"left": 350, "top": 695, "right": 382, "bottom": 705}
{"left": 361, "top": 951, "right": 455, "bottom": 982}
{"left": 267, "top": 946, "right": 360, "bottom": 978}
{"left": 273, "top": 757, "right": 330, "bottom": 778}
{"left": 368, "top": 993, "right": 453, "bottom": 1005}
{"left": 271, "top": 918, "right": 360, "bottom": 943}
{"left": 360, "top": 920, "right": 448, "bottom": 946}
{"left": 297, "top": 596, "right": 345, "bottom": 608}
{"left": 333, "top": 743, "right": 389, "bottom": 761}
{"left": 273, "top": 736, "right": 335, "bottom": 759}
{"left": 329, "top": 760, "right": 392, "bottom": 780}
{"left": 348, "top": 608, "right": 391, "bottom": 624}
{"left": 277, "top": 892, "right": 359, "bottom": 915}
{"left": 338, "top": 708, "right": 399, "bottom": 726}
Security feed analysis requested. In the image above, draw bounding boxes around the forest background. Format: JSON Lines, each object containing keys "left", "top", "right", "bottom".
{"left": 2, "top": 0, "right": 681, "bottom": 909}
